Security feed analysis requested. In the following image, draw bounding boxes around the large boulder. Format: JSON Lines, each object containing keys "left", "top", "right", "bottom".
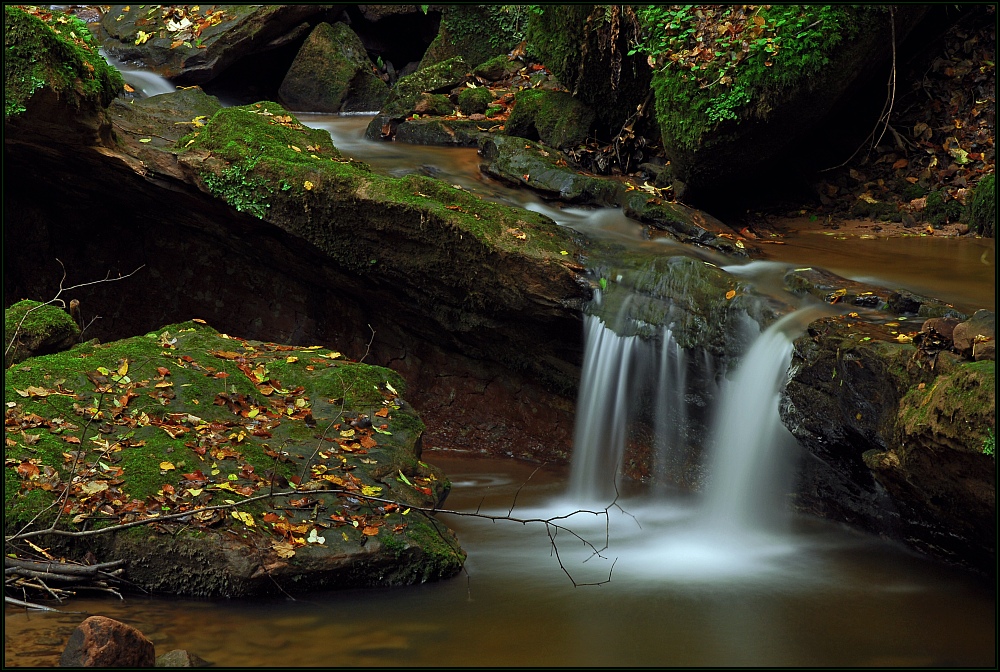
{"left": 278, "top": 22, "right": 388, "bottom": 113}
{"left": 4, "top": 6, "right": 122, "bottom": 146}
{"left": 525, "top": 5, "right": 652, "bottom": 137}
{"left": 365, "top": 56, "right": 470, "bottom": 139}
{"left": 504, "top": 89, "right": 594, "bottom": 150}
{"left": 7, "top": 320, "right": 464, "bottom": 597}
{"left": 648, "top": 5, "right": 929, "bottom": 201}
{"left": 781, "top": 314, "right": 996, "bottom": 574}
{"left": 417, "top": 5, "right": 528, "bottom": 71}
{"left": 95, "top": 5, "right": 323, "bottom": 84}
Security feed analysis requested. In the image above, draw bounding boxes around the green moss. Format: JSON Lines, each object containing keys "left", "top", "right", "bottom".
{"left": 969, "top": 173, "right": 995, "bottom": 236}
{"left": 644, "top": 5, "right": 872, "bottom": 155}
{"left": 505, "top": 89, "right": 594, "bottom": 149}
{"left": 4, "top": 6, "right": 122, "bottom": 119}
{"left": 5, "top": 300, "right": 78, "bottom": 349}
{"left": 420, "top": 5, "right": 529, "bottom": 70}
{"left": 457, "top": 86, "right": 493, "bottom": 115}
{"left": 924, "top": 190, "right": 965, "bottom": 227}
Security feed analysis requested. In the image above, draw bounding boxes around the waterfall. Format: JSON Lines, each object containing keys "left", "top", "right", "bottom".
{"left": 100, "top": 49, "right": 177, "bottom": 97}
{"left": 699, "top": 309, "right": 809, "bottom": 532}
{"left": 566, "top": 314, "right": 640, "bottom": 503}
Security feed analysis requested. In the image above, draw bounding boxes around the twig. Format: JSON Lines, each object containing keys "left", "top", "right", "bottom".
{"left": 5, "top": 596, "right": 67, "bottom": 612}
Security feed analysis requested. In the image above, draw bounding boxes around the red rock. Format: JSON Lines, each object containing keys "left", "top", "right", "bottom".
{"left": 59, "top": 616, "right": 155, "bottom": 667}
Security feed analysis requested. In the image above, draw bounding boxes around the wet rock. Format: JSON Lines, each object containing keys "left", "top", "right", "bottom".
{"left": 504, "top": 89, "right": 595, "bottom": 150}
{"left": 95, "top": 5, "right": 321, "bottom": 84}
{"left": 4, "top": 300, "right": 80, "bottom": 369}
{"left": 620, "top": 192, "right": 748, "bottom": 257}
{"left": 278, "top": 22, "right": 388, "bottom": 113}
{"left": 952, "top": 310, "right": 995, "bottom": 361}
{"left": 782, "top": 314, "right": 996, "bottom": 574}
{"left": 60, "top": 616, "right": 155, "bottom": 668}
{"left": 394, "top": 118, "right": 494, "bottom": 146}
{"left": 478, "top": 135, "right": 619, "bottom": 203}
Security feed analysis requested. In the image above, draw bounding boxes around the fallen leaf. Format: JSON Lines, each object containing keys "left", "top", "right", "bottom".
{"left": 725, "top": 290, "right": 736, "bottom": 300}
{"left": 160, "top": 461, "right": 176, "bottom": 471}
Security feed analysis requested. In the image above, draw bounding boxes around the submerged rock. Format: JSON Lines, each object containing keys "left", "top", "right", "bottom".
{"left": 60, "top": 616, "right": 156, "bottom": 667}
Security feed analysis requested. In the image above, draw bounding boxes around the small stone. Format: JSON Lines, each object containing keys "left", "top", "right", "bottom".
{"left": 468, "top": 113, "right": 486, "bottom": 121}
{"left": 155, "top": 649, "right": 213, "bottom": 667}
{"left": 60, "top": 616, "right": 155, "bottom": 667}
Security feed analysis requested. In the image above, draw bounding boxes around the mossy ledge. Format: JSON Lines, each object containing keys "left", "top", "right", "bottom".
{"left": 5, "top": 320, "right": 465, "bottom": 597}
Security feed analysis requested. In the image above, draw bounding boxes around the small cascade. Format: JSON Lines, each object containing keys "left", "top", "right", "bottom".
{"left": 653, "top": 327, "right": 688, "bottom": 487}
{"left": 699, "top": 308, "right": 813, "bottom": 532}
{"left": 100, "top": 50, "right": 177, "bottom": 97}
{"left": 566, "top": 313, "right": 640, "bottom": 503}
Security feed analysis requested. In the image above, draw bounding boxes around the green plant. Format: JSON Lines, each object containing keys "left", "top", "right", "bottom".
{"left": 984, "top": 428, "right": 995, "bottom": 457}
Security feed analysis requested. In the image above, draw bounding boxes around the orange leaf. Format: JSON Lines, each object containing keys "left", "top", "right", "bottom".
{"left": 374, "top": 407, "right": 389, "bottom": 418}
{"left": 362, "top": 525, "right": 380, "bottom": 536}
{"left": 17, "top": 462, "right": 39, "bottom": 479}
{"left": 725, "top": 290, "right": 736, "bottom": 300}
{"left": 892, "top": 158, "right": 909, "bottom": 169}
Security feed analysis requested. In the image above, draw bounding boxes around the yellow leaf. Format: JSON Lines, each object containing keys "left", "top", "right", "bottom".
{"left": 139, "top": 138, "right": 152, "bottom": 143}
{"left": 725, "top": 290, "right": 736, "bottom": 300}
{"left": 560, "top": 250, "right": 569, "bottom": 255}
{"left": 286, "top": 356, "right": 298, "bottom": 363}
{"left": 361, "top": 485, "right": 383, "bottom": 497}
{"left": 303, "top": 180, "right": 314, "bottom": 191}
{"left": 290, "top": 145, "right": 302, "bottom": 152}
{"left": 135, "top": 30, "right": 151, "bottom": 45}
{"left": 247, "top": 407, "right": 259, "bottom": 418}
{"left": 160, "top": 461, "right": 176, "bottom": 471}
{"left": 118, "top": 361, "right": 129, "bottom": 377}
{"left": 272, "top": 540, "right": 296, "bottom": 558}
{"left": 186, "top": 488, "right": 203, "bottom": 496}
{"left": 231, "top": 511, "right": 255, "bottom": 527}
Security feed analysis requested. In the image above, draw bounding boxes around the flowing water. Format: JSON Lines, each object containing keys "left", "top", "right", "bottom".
{"left": 5, "top": 84, "right": 995, "bottom": 665}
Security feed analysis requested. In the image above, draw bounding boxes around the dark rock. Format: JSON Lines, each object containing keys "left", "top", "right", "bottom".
{"left": 60, "top": 616, "right": 155, "bottom": 668}
{"left": 478, "top": 135, "right": 619, "bottom": 203}
{"left": 472, "top": 54, "right": 522, "bottom": 81}
{"left": 365, "top": 57, "right": 470, "bottom": 139}
{"left": 525, "top": 5, "right": 652, "bottom": 136}
{"left": 412, "top": 92, "right": 454, "bottom": 116}
{"left": 620, "top": 192, "right": 748, "bottom": 257}
{"left": 95, "top": 5, "right": 322, "bottom": 84}
{"left": 504, "top": 89, "right": 594, "bottom": 150}
{"left": 782, "top": 314, "right": 996, "bottom": 574}
{"left": 278, "top": 22, "right": 388, "bottom": 113}
{"left": 920, "top": 316, "right": 961, "bottom": 340}
{"left": 394, "top": 118, "right": 494, "bottom": 146}
{"left": 155, "top": 650, "right": 212, "bottom": 667}
{"left": 953, "top": 310, "right": 995, "bottom": 361}
{"left": 4, "top": 300, "right": 80, "bottom": 369}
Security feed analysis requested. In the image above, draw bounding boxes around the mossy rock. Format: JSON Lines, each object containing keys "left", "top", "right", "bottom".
{"left": 394, "top": 117, "right": 495, "bottom": 146}
{"left": 417, "top": 5, "right": 528, "bottom": 71}
{"left": 649, "top": 6, "right": 928, "bottom": 198}
{"left": 4, "top": 6, "right": 122, "bottom": 144}
{"left": 413, "top": 92, "right": 454, "bottom": 117}
{"left": 378, "top": 56, "right": 470, "bottom": 118}
{"left": 4, "top": 300, "right": 81, "bottom": 369}
{"left": 923, "top": 190, "right": 965, "bottom": 227}
{"left": 278, "top": 22, "right": 388, "bottom": 113}
{"left": 525, "top": 5, "right": 651, "bottom": 136}
{"left": 457, "top": 86, "right": 493, "bottom": 116}
{"left": 4, "top": 320, "right": 465, "bottom": 596}
{"left": 968, "top": 173, "right": 995, "bottom": 237}
{"left": 505, "top": 88, "right": 594, "bottom": 149}
{"left": 473, "top": 54, "right": 522, "bottom": 81}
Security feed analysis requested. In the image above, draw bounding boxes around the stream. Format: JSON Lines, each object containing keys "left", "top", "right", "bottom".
{"left": 5, "top": 75, "right": 996, "bottom": 666}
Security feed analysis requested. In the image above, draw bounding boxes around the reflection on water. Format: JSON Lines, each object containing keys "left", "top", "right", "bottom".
{"left": 5, "top": 455, "right": 994, "bottom": 667}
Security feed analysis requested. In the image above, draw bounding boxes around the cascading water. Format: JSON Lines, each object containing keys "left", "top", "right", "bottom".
{"left": 100, "top": 49, "right": 177, "bottom": 97}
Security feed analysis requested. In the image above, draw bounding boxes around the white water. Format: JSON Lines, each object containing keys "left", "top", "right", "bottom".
{"left": 100, "top": 49, "right": 177, "bottom": 97}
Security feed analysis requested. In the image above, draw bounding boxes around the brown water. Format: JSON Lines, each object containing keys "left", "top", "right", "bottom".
{"left": 5, "top": 455, "right": 995, "bottom": 667}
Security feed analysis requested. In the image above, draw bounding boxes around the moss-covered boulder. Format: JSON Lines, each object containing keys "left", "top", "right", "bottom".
{"left": 417, "top": 5, "right": 529, "bottom": 72}
{"left": 4, "top": 320, "right": 465, "bottom": 597}
{"left": 781, "top": 314, "right": 996, "bottom": 574}
{"left": 394, "top": 117, "right": 496, "bottom": 146}
{"left": 277, "top": 22, "right": 388, "bottom": 113}
{"left": 525, "top": 5, "right": 652, "bottom": 137}
{"left": 4, "top": 300, "right": 80, "bottom": 369}
{"left": 4, "top": 6, "right": 122, "bottom": 145}
{"left": 504, "top": 89, "right": 594, "bottom": 149}
{"left": 647, "top": 5, "right": 929, "bottom": 200}
{"left": 457, "top": 86, "right": 493, "bottom": 116}
{"left": 94, "top": 4, "right": 319, "bottom": 84}
{"left": 365, "top": 56, "right": 471, "bottom": 140}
